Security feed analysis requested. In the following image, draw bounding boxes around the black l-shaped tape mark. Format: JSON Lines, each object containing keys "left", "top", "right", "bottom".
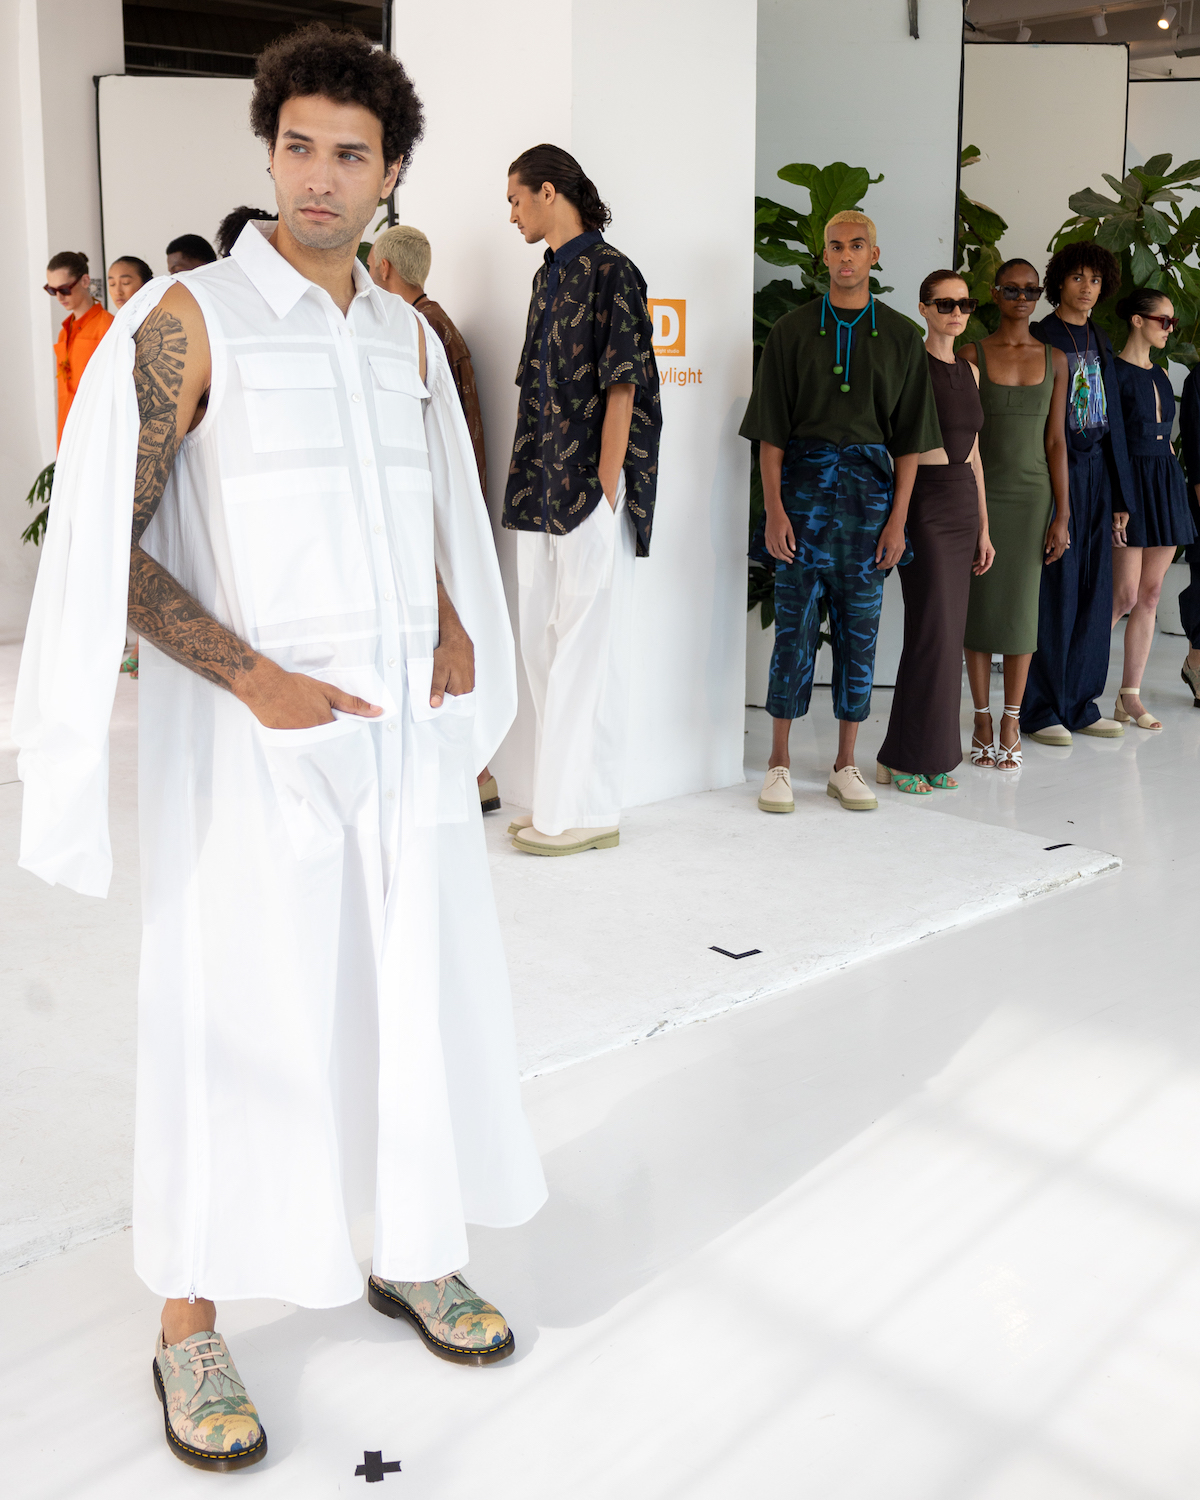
{"left": 1043, "top": 843, "right": 1073, "bottom": 850}
{"left": 710, "top": 946, "right": 762, "bottom": 960}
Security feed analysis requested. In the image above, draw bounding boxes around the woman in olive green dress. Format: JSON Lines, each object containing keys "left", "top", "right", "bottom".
{"left": 960, "top": 259, "right": 1070, "bottom": 768}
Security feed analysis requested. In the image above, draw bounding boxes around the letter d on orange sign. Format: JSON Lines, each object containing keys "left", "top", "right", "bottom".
{"left": 649, "top": 299, "right": 686, "bottom": 357}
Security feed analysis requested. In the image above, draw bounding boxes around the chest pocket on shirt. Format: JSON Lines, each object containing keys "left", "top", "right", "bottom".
{"left": 369, "top": 356, "right": 428, "bottom": 451}
{"left": 237, "top": 353, "right": 342, "bottom": 452}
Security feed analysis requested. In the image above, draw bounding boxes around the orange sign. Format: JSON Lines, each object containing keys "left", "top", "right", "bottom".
{"left": 649, "top": 298, "right": 686, "bottom": 357}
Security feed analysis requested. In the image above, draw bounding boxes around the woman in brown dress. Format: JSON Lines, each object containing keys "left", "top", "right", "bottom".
{"left": 878, "top": 272, "right": 995, "bottom": 793}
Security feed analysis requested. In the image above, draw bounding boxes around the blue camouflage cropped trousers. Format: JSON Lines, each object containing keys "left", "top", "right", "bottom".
{"left": 765, "top": 441, "right": 902, "bottom": 723}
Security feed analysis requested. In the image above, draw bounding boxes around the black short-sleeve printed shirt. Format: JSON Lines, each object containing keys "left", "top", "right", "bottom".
{"left": 502, "top": 233, "right": 662, "bottom": 557}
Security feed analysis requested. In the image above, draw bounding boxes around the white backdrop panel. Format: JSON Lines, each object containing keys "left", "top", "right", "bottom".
{"left": 962, "top": 44, "right": 1128, "bottom": 277}
{"left": 1127, "top": 80, "right": 1200, "bottom": 172}
{"left": 755, "top": 0, "right": 963, "bottom": 316}
{"left": 98, "top": 76, "right": 268, "bottom": 280}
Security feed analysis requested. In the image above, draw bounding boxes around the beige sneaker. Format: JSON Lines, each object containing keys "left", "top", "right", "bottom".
{"left": 512, "top": 825, "right": 619, "bottom": 855}
{"left": 1077, "top": 716, "right": 1125, "bottom": 738}
{"left": 506, "top": 812, "right": 533, "bottom": 835}
{"left": 1027, "top": 723, "right": 1073, "bottom": 746}
{"left": 757, "top": 765, "right": 794, "bottom": 813}
{"left": 826, "top": 764, "right": 878, "bottom": 811}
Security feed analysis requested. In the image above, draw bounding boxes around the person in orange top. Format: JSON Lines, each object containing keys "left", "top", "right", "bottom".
{"left": 47, "top": 251, "right": 113, "bottom": 449}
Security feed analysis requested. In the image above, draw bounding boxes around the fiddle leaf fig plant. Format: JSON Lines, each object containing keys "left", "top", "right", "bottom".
{"left": 955, "top": 144, "right": 1008, "bottom": 348}
{"left": 749, "top": 160, "right": 889, "bottom": 626}
{"left": 21, "top": 462, "right": 54, "bottom": 547}
{"left": 1049, "top": 152, "right": 1200, "bottom": 368}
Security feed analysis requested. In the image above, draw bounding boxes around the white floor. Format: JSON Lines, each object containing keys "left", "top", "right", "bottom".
{"left": 3, "top": 631, "right": 1200, "bottom": 1497}
{"left": 1, "top": 646, "right": 1117, "bottom": 1270}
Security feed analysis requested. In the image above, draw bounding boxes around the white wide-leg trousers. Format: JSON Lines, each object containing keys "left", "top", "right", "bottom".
{"left": 516, "top": 477, "right": 636, "bottom": 836}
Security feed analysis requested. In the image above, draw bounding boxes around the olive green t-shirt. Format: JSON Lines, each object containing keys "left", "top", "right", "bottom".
{"left": 740, "top": 296, "right": 941, "bottom": 457}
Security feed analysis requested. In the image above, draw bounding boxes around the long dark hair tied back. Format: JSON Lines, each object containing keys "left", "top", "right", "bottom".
{"left": 1115, "top": 286, "right": 1169, "bottom": 325}
{"left": 508, "top": 144, "right": 611, "bottom": 233}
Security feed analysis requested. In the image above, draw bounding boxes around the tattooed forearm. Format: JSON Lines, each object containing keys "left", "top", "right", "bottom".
{"left": 128, "top": 552, "right": 258, "bottom": 691}
{"left": 128, "top": 302, "right": 258, "bottom": 693}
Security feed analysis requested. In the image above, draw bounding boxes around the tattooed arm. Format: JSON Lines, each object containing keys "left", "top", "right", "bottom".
{"left": 128, "top": 284, "right": 380, "bottom": 728}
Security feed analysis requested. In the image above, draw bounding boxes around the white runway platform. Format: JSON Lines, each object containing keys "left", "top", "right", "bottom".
{"left": 4, "top": 633, "right": 1200, "bottom": 1498}
{"left": 1, "top": 646, "right": 1115, "bottom": 1271}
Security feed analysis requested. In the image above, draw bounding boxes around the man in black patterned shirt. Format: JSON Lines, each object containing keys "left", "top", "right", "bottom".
{"left": 503, "top": 144, "right": 661, "bottom": 857}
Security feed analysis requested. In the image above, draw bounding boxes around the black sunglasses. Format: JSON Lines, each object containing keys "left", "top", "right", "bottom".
{"left": 43, "top": 273, "right": 85, "bottom": 298}
{"left": 995, "top": 284, "right": 1044, "bottom": 301}
{"left": 928, "top": 297, "right": 978, "bottom": 315}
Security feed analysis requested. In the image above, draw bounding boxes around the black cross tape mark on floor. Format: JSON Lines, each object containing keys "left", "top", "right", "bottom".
{"left": 710, "top": 946, "right": 762, "bottom": 960}
{"left": 356, "top": 1451, "right": 402, "bottom": 1482}
{"left": 1043, "top": 843, "right": 1073, "bottom": 850}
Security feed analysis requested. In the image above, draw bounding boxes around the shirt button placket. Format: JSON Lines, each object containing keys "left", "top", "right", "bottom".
{"left": 334, "top": 304, "right": 404, "bottom": 833}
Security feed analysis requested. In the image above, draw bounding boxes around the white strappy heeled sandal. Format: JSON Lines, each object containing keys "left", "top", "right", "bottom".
{"left": 970, "top": 707, "right": 996, "bottom": 767}
{"left": 996, "top": 705, "right": 1023, "bottom": 769}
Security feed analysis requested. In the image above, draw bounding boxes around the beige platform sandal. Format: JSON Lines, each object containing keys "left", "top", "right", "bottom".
{"left": 995, "top": 705, "right": 1023, "bottom": 770}
{"left": 1114, "top": 686, "right": 1162, "bottom": 731}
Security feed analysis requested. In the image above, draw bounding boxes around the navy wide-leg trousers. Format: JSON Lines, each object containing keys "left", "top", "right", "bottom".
{"left": 1021, "top": 445, "right": 1113, "bottom": 734}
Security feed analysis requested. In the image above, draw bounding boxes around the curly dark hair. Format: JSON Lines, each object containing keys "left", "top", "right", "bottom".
{"left": 215, "top": 206, "right": 277, "bottom": 258}
{"left": 1043, "top": 241, "right": 1121, "bottom": 307}
{"left": 250, "top": 23, "right": 424, "bottom": 175}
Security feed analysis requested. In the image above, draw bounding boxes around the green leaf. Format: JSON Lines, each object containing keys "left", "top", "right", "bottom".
{"left": 1140, "top": 153, "right": 1174, "bottom": 179}
{"left": 1068, "top": 187, "right": 1124, "bottom": 219}
{"left": 775, "top": 162, "right": 822, "bottom": 190}
{"left": 808, "top": 162, "right": 882, "bottom": 237}
{"left": 1130, "top": 240, "right": 1160, "bottom": 284}
{"left": 1095, "top": 215, "right": 1137, "bottom": 253}
{"left": 1159, "top": 158, "right": 1200, "bottom": 185}
{"left": 1141, "top": 205, "right": 1174, "bottom": 244}
{"left": 959, "top": 194, "right": 1008, "bottom": 247}
{"left": 755, "top": 242, "right": 811, "bottom": 268}
{"left": 961, "top": 144, "right": 981, "bottom": 165}
{"left": 1102, "top": 172, "right": 1144, "bottom": 204}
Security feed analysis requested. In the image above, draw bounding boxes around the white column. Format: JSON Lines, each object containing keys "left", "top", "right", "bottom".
{"left": 1, "top": 0, "right": 124, "bottom": 643}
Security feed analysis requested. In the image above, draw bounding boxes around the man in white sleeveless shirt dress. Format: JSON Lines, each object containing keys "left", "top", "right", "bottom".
{"left": 14, "top": 25, "right": 546, "bottom": 1471}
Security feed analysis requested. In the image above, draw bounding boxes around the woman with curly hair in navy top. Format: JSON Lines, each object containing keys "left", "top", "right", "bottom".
{"left": 1109, "top": 287, "right": 1197, "bottom": 729}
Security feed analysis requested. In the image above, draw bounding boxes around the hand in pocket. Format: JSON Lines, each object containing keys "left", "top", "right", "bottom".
{"left": 239, "top": 658, "right": 383, "bottom": 728}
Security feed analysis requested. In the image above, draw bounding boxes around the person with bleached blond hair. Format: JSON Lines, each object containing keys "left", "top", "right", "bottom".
{"left": 740, "top": 209, "right": 941, "bottom": 814}
{"left": 369, "top": 225, "right": 487, "bottom": 497}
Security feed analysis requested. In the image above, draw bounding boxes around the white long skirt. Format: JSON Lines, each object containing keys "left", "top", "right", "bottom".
{"left": 131, "top": 644, "right": 547, "bottom": 1307}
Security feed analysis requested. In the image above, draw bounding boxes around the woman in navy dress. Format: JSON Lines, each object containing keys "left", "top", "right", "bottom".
{"left": 1111, "top": 288, "right": 1198, "bottom": 730}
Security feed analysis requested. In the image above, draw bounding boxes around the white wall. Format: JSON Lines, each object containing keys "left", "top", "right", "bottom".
{"left": 0, "top": 0, "right": 123, "bottom": 644}
{"left": 962, "top": 43, "right": 1129, "bottom": 277}
{"left": 755, "top": 0, "right": 964, "bottom": 313}
{"left": 393, "top": 0, "right": 757, "bottom": 807}
{"left": 98, "top": 77, "right": 269, "bottom": 276}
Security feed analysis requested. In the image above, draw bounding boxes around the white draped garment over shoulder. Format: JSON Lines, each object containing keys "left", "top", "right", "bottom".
{"left": 13, "top": 222, "right": 547, "bottom": 1306}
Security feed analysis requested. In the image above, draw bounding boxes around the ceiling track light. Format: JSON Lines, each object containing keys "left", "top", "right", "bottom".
{"left": 1016, "top": 20, "right": 1032, "bottom": 41}
{"left": 1092, "top": 8, "right": 1108, "bottom": 36}
{"left": 1159, "top": 4, "right": 1177, "bottom": 29}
